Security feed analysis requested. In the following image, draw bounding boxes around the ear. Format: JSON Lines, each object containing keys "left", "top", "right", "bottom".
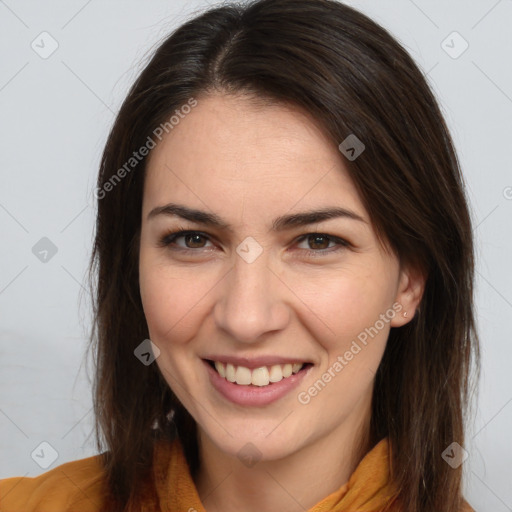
{"left": 390, "top": 263, "right": 426, "bottom": 328}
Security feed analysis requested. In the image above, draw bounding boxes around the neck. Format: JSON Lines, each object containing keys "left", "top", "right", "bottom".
{"left": 193, "top": 398, "right": 372, "bottom": 512}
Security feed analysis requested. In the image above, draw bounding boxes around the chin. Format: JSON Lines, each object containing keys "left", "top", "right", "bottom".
{"left": 199, "top": 417, "right": 310, "bottom": 463}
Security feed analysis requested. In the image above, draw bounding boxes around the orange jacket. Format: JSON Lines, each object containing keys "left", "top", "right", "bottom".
{"left": 0, "top": 437, "right": 473, "bottom": 511}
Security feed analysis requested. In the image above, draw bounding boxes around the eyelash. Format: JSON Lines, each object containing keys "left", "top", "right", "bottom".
{"left": 157, "top": 229, "right": 350, "bottom": 257}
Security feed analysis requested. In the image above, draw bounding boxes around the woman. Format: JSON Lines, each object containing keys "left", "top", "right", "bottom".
{"left": 0, "top": 0, "right": 479, "bottom": 510}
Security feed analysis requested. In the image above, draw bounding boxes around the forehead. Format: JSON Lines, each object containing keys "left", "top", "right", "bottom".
{"left": 142, "top": 94, "right": 367, "bottom": 224}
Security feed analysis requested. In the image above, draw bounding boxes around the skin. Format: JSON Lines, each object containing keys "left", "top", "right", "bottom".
{"left": 139, "top": 93, "right": 425, "bottom": 512}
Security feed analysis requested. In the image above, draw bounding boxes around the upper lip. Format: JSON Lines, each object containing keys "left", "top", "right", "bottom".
{"left": 203, "top": 355, "right": 312, "bottom": 369}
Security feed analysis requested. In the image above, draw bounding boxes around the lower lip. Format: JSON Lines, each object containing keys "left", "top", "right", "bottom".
{"left": 203, "top": 360, "right": 313, "bottom": 407}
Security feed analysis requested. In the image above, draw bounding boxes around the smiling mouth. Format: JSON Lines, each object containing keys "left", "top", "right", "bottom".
{"left": 205, "top": 359, "right": 313, "bottom": 387}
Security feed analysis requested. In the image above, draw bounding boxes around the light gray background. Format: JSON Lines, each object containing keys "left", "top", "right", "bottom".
{"left": 1, "top": 1, "right": 511, "bottom": 510}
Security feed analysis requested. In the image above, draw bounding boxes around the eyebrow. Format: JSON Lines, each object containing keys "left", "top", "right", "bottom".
{"left": 147, "top": 203, "right": 367, "bottom": 231}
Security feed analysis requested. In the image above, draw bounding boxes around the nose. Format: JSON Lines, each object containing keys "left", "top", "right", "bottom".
{"left": 213, "top": 250, "right": 290, "bottom": 343}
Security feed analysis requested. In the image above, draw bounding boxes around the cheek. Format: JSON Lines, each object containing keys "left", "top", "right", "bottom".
{"left": 139, "top": 259, "right": 213, "bottom": 344}
{"left": 290, "top": 267, "right": 395, "bottom": 356}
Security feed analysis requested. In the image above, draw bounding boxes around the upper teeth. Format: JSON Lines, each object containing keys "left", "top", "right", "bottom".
{"left": 213, "top": 361, "right": 304, "bottom": 386}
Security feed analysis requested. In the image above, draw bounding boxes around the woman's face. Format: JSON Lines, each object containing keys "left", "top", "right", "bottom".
{"left": 139, "top": 93, "right": 422, "bottom": 462}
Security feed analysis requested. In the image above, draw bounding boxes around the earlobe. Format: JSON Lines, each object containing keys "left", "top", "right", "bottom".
{"left": 391, "top": 264, "right": 426, "bottom": 327}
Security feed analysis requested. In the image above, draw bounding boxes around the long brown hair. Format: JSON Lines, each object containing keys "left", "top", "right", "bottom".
{"left": 86, "top": 0, "right": 480, "bottom": 510}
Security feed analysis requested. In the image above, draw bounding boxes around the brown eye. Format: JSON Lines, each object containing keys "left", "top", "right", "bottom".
{"left": 184, "top": 233, "right": 207, "bottom": 248}
{"left": 295, "top": 233, "right": 350, "bottom": 256}
{"left": 159, "top": 230, "right": 214, "bottom": 250}
{"left": 307, "top": 235, "right": 331, "bottom": 250}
